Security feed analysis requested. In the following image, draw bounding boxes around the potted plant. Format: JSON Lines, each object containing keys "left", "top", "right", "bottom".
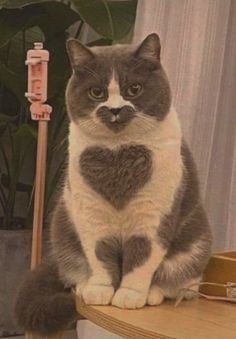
{"left": 0, "top": 0, "right": 137, "bottom": 336}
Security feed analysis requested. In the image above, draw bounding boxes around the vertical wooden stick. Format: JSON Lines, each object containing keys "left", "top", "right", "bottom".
{"left": 31, "top": 121, "right": 48, "bottom": 269}
{"left": 31, "top": 120, "right": 48, "bottom": 269}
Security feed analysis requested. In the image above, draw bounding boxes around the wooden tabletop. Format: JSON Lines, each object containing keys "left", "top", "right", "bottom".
{"left": 76, "top": 298, "right": 236, "bottom": 339}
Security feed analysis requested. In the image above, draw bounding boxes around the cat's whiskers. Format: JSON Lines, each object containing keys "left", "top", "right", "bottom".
{"left": 79, "top": 119, "right": 95, "bottom": 127}
{"left": 135, "top": 114, "right": 157, "bottom": 129}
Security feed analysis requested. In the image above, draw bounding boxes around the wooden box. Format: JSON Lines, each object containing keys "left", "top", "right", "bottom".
{"left": 201, "top": 251, "right": 236, "bottom": 297}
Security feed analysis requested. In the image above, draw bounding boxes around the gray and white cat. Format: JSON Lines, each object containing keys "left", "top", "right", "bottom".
{"left": 15, "top": 33, "right": 212, "bottom": 335}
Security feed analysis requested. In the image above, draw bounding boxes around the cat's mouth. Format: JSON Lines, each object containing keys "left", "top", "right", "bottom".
{"left": 111, "top": 115, "right": 120, "bottom": 122}
{"left": 96, "top": 106, "right": 135, "bottom": 133}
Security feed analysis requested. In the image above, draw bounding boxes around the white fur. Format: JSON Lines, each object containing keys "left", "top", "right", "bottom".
{"left": 105, "top": 71, "right": 134, "bottom": 110}
{"left": 65, "top": 105, "right": 183, "bottom": 306}
{"left": 89, "top": 71, "right": 134, "bottom": 129}
{"left": 82, "top": 285, "right": 114, "bottom": 305}
{"left": 112, "top": 287, "right": 146, "bottom": 309}
{"left": 147, "top": 285, "right": 164, "bottom": 306}
{"left": 112, "top": 242, "right": 167, "bottom": 308}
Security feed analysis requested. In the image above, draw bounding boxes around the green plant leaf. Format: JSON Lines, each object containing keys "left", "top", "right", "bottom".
{"left": 12, "top": 123, "right": 37, "bottom": 185}
{"left": 0, "top": 1, "right": 48, "bottom": 8}
{"left": 0, "top": 0, "right": 7, "bottom": 7}
{"left": 0, "top": 28, "right": 44, "bottom": 104}
{"left": 0, "top": 141, "right": 10, "bottom": 176}
{"left": 0, "top": 61, "right": 26, "bottom": 101}
{"left": 1, "top": 172, "right": 33, "bottom": 192}
{"left": 45, "top": 33, "right": 71, "bottom": 98}
{"left": 0, "top": 1, "right": 80, "bottom": 47}
{"left": 31, "top": 2, "right": 80, "bottom": 39}
{"left": 72, "top": 0, "right": 137, "bottom": 40}
{"left": 14, "top": 123, "right": 37, "bottom": 139}
{"left": 0, "top": 112, "right": 17, "bottom": 124}
{"left": 0, "top": 8, "right": 34, "bottom": 47}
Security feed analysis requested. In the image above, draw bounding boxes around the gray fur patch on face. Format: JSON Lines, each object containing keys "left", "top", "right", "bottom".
{"left": 66, "top": 34, "right": 171, "bottom": 128}
{"left": 79, "top": 144, "right": 153, "bottom": 209}
{"left": 96, "top": 105, "right": 135, "bottom": 133}
{"left": 65, "top": 64, "right": 111, "bottom": 122}
{"left": 117, "top": 59, "right": 171, "bottom": 121}
{"left": 95, "top": 237, "right": 122, "bottom": 290}
{"left": 50, "top": 199, "right": 91, "bottom": 286}
{"left": 123, "top": 235, "right": 151, "bottom": 275}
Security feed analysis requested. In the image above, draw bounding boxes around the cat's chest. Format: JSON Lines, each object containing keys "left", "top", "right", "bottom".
{"left": 79, "top": 144, "right": 153, "bottom": 209}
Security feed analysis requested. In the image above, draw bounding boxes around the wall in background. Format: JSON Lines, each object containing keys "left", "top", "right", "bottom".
{"left": 133, "top": 0, "right": 236, "bottom": 250}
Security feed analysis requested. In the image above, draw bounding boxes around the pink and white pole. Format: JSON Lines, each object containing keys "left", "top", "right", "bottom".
{"left": 25, "top": 42, "right": 52, "bottom": 270}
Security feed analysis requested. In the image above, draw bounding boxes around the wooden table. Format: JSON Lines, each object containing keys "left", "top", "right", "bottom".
{"left": 76, "top": 298, "right": 236, "bottom": 339}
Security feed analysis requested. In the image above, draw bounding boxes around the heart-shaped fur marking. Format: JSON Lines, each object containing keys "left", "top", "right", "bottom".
{"left": 79, "top": 144, "right": 153, "bottom": 209}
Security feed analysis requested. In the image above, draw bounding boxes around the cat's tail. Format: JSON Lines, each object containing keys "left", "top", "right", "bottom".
{"left": 15, "top": 261, "right": 78, "bottom": 336}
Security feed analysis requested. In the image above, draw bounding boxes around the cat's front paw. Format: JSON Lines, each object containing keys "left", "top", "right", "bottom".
{"left": 147, "top": 285, "right": 164, "bottom": 305}
{"left": 82, "top": 284, "right": 114, "bottom": 305}
{"left": 112, "top": 287, "right": 147, "bottom": 309}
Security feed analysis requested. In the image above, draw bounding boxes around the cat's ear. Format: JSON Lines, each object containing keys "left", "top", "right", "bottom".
{"left": 66, "top": 38, "right": 94, "bottom": 68}
{"left": 135, "top": 33, "right": 161, "bottom": 61}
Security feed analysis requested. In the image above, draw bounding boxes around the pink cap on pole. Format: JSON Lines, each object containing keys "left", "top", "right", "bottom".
{"left": 25, "top": 42, "right": 52, "bottom": 121}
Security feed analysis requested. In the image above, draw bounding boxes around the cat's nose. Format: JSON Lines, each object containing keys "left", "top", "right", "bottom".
{"left": 110, "top": 108, "right": 122, "bottom": 116}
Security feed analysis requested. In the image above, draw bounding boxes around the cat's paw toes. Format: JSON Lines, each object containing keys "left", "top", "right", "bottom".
{"left": 183, "top": 289, "right": 199, "bottom": 300}
{"left": 75, "top": 283, "right": 86, "bottom": 296}
{"left": 82, "top": 284, "right": 114, "bottom": 305}
{"left": 182, "top": 281, "right": 200, "bottom": 300}
{"left": 112, "top": 287, "right": 146, "bottom": 309}
{"left": 147, "top": 286, "right": 164, "bottom": 306}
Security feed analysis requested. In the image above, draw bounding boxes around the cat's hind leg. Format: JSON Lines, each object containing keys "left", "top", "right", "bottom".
{"left": 181, "top": 277, "right": 201, "bottom": 300}
{"left": 158, "top": 276, "right": 202, "bottom": 301}
{"left": 146, "top": 276, "right": 201, "bottom": 306}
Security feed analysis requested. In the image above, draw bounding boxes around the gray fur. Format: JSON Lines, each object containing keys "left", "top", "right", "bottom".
{"left": 123, "top": 236, "right": 151, "bottom": 275}
{"left": 66, "top": 38, "right": 94, "bottom": 68}
{"left": 135, "top": 33, "right": 161, "bottom": 61}
{"left": 96, "top": 105, "right": 135, "bottom": 132}
{"left": 153, "top": 141, "right": 212, "bottom": 290}
{"left": 152, "top": 241, "right": 210, "bottom": 291}
{"left": 79, "top": 144, "right": 153, "bottom": 209}
{"left": 50, "top": 199, "right": 91, "bottom": 286}
{"left": 15, "top": 262, "right": 78, "bottom": 336}
{"left": 66, "top": 34, "right": 171, "bottom": 124}
{"left": 157, "top": 141, "right": 212, "bottom": 254}
{"left": 95, "top": 237, "right": 122, "bottom": 289}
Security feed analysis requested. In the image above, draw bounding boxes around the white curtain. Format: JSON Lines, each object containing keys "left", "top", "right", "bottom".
{"left": 133, "top": 0, "right": 236, "bottom": 251}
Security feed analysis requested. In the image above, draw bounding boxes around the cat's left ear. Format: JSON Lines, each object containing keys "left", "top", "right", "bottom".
{"left": 66, "top": 38, "right": 94, "bottom": 69}
{"left": 135, "top": 33, "right": 161, "bottom": 62}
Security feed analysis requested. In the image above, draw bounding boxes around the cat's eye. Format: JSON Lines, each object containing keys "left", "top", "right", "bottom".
{"left": 126, "top": 83, "right": 142, "bottom": 97}
{"left": 88, "top": 87, "right": 105, "bottom": 100}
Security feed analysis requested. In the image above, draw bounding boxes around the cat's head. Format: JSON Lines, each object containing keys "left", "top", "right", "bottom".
{"left": 66, "top": 33, "right": 171, "bottom": 138}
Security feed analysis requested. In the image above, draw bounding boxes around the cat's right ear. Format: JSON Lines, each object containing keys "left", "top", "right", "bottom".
{"left": 66, "top": 39, "right": 94, "bottom": 69}
{"left": 135, "top": 33, "right": 161, "bottom": 62}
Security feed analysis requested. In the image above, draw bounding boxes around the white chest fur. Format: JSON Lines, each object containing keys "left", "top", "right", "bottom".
{"left": 64, "top": 107, "right": 183, "bottom": 239}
